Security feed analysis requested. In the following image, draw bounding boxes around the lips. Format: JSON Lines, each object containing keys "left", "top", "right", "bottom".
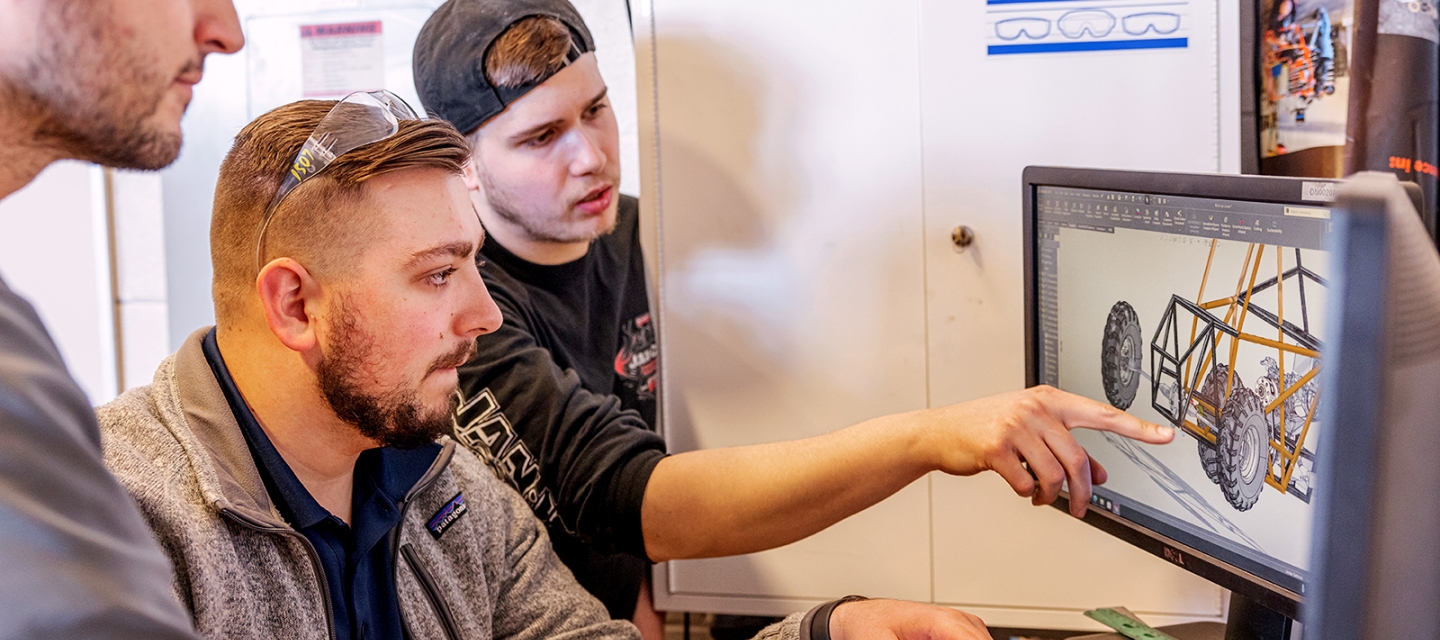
{"left": 173, "top": 82, "right": 194, "bottom": 105}
{"left": 574, "top": 185, "right": 613, "bottom": 216}
{"left": 172, "top": 63, "right": 204, "bottom": 107}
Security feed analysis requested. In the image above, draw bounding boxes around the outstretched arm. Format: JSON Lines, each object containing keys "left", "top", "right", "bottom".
{"left": 641, "top": 385, "right": 1173, "bottom": 561}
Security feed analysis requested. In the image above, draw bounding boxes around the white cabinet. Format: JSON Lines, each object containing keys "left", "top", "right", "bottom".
{"left": 643, "top": 0, "right": 1241, "bottom": 629}
{"left": 641, "top": 0, "right": 933, "bottom": 612}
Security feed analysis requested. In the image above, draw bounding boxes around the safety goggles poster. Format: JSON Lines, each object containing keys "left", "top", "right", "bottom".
{"left": 986, "top": 0, "right": 1191, "bottom": 55}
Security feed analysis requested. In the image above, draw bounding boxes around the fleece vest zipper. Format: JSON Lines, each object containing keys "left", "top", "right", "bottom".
{"left": 219, "top": 507, "right": 337, "bottom": 640}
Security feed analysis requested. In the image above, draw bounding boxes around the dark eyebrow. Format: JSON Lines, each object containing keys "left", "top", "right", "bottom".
{"left": 403, "top": 241, "right": 475, "bottom": 271}
{"left": 506, "top": 87, "right": 610, "bottom": 145}
{"left": 585, "top": 87, "right": 609, "bottom": 110}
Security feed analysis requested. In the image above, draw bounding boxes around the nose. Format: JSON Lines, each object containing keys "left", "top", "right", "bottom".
{"left": 457, "top": 267, "right": 504, "bottom": 339}
{"left": 568, "top": 128, "right": 607, "bottom": 177}
{"left": 196, "top": 0, "right": 245, "bottom": 55}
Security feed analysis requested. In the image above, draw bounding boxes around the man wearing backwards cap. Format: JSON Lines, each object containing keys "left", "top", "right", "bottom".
{"left": 415, "top": 0, "right": 1175, "bottom": 633}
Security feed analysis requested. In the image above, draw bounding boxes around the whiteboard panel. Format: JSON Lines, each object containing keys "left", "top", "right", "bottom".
{"left": 650, "top": 0, "right": 932, "bottom": 607}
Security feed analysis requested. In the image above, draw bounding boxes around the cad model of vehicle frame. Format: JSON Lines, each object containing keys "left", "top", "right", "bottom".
{"left": 1101, "top": 241, "right": 1322, "bottom": 512}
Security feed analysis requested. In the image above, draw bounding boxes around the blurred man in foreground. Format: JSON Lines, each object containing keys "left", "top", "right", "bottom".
{"left": 0, "top": 0, "right": 242, "bottom": 635}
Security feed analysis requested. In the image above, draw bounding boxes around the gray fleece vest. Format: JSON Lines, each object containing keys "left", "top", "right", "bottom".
{"left": 96, "top": 328, "right": 651, "bottom": 640}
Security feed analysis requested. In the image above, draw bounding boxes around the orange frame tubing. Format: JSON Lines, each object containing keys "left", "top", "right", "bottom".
{"left": 1182, "top": 243, "right": 1257, "bottom": 445}
{"left": 1275, "top": 249, "right": 1287, "bottom": 442}
{"left": 1186, "top": 240, "right": 1220, "bottom": 387}
{"left": 1225, "top": 245, "right": 1266, "bottom": 401}
{"left": 1234, "top": 333, "right": 1318, "bottom": 358}
{"left": 1222, "top": 244, "right": 1258, "bottom": 328}
{"left": 1202, "top": 243, "right": 1259, "bottom": 413}
{"left": 1182, "top": 417, "right": 1220, "bottom": 445}
{"left": 1264, "top": 365, "right": 1322, "bottom": 415}
{"left": 1268, "top": 388, "right": 1320, "bottom": 493}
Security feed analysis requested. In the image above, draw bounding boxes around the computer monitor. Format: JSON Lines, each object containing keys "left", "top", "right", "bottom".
{"left": 1022, "top": 166, "right": 1343, "bottom": 636}
{"left": 1304, "top": 172, "right": 1440, "bottom": 639}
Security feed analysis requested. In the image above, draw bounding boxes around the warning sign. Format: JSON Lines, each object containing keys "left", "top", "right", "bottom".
{"left": 300, "top": 21, "right": 384, "bottom": 98}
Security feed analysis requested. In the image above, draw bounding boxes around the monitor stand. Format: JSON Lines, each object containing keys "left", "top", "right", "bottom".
{"left": 1066, "top": 594, "right": 1296, "bottom": 640}
{"left": 1221, "top": 594, "right": 1295, "bottom": 640}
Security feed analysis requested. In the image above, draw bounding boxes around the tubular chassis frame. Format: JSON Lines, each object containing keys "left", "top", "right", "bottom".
{"left": 1149, "top": 241, "right": 1322, "bottom": 504}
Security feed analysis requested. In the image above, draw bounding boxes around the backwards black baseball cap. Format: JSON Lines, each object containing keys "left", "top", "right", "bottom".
{"left": 414, "top": 0, "right": 595, "bottom": 135}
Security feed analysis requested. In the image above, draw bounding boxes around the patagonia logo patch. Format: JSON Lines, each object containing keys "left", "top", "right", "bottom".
{"left": 427, "top": 493, "right": 468, "bottom": 540}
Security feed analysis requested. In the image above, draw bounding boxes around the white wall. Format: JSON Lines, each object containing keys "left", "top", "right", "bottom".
{"left": 0, "top": 164, "right": 178, "bottom": 404}
{"left": 0, "top": 162, "right": 118, "bottom": 405}
{"left": 111, "top": 172, "right": 173, "bottom": 390}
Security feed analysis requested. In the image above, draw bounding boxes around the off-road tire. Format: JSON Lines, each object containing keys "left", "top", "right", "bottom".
{"left": 1198, "top": 439, "right": 1223, "bottom": 485}
{"left": 1101, "top": 301, "right": 1144, "bottom": 410}
{"left": 1196, "top": 363, "right": 1231, "bottom": 419}
{"left": 1218, "top": 385, "right": 1267, "bottom": 511}
{"left": 1195, "top": 364, "right": 1228, "bottom": 485}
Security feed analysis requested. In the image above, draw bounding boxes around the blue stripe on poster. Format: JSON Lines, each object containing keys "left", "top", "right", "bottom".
{"left": 988, "top": 37, "right": 1187, "bottom": 54}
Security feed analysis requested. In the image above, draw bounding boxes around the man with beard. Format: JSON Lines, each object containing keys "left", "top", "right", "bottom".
{"left": 0, "top": 0, "right": 242, "bottom": 636}
{"left": 413, "top": 2, "right": 1175, "bottom": 636}
{"left": 96, "top": 98, "right": 1000, "bottom": 640}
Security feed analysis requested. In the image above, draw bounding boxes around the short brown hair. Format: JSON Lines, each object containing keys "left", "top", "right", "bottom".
{"left": 210, "top": 99, "right": 470, "bottom": 322}
{"left": 484, "top": 15, "right": 574, "bottom": 90}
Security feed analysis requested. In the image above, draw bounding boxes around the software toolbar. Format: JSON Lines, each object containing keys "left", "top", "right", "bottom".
{"left": 1037, "top": 186, "right": 1332, "bottom": 251}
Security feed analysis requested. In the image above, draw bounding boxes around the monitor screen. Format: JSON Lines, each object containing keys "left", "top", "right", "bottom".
{"left": 1024, "top": 167, "right": 1338, "bottom": 618}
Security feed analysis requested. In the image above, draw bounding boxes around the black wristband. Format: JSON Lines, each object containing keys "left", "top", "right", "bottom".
{"left": 801, "top": 595, "right": 869, "bottom": 640}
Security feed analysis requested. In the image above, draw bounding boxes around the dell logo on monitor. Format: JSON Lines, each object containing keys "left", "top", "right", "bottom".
{"left": 1163, "top": 546, "right": 1186, "bottom": 567}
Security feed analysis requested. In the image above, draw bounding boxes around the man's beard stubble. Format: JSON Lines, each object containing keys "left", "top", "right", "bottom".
{"left": 316, "top": 301, "right": 475, "bottom": 450}
{"left": 478, "top": 164, "right": 620, "bottom": 244}
{"left": 2, "top": 0, "right": 189, "bottom": 170}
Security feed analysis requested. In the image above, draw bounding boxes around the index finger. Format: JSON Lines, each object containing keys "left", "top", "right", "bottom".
{"left": 1044, "top": 389, "right": 1175, "bottom": 444}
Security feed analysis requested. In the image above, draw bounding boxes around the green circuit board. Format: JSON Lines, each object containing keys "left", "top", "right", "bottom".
{"left": 1083, "top": 608, "right": 1181, "bottom": 640}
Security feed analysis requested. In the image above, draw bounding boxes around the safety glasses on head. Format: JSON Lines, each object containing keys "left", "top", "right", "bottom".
{"left": 255, "top": 90, "right": 423, "bottom": 271}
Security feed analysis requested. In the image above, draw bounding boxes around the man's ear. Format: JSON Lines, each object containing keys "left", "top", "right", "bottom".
{"left": 255, "top": 258, "right": 322, "bottom": 353}
{"left": 461, "top": 154, "right": 484, "bottom": 192}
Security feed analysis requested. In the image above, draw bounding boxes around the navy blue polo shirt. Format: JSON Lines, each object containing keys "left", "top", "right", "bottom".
{"left": 202, "top": 329, "right": 441, "bottom": 640}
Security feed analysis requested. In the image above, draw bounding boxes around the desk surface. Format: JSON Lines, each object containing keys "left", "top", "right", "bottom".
{"left": 1067, "top": 621, "right": 1227, "bottom": 640}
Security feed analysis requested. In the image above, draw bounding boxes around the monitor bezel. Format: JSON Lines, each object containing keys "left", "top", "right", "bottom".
{"left": 1022, "top": 166, "right": 1343, "bottom": 621}
{"left": 1300, "top": 178, "right": 1392, "bottom": 638}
